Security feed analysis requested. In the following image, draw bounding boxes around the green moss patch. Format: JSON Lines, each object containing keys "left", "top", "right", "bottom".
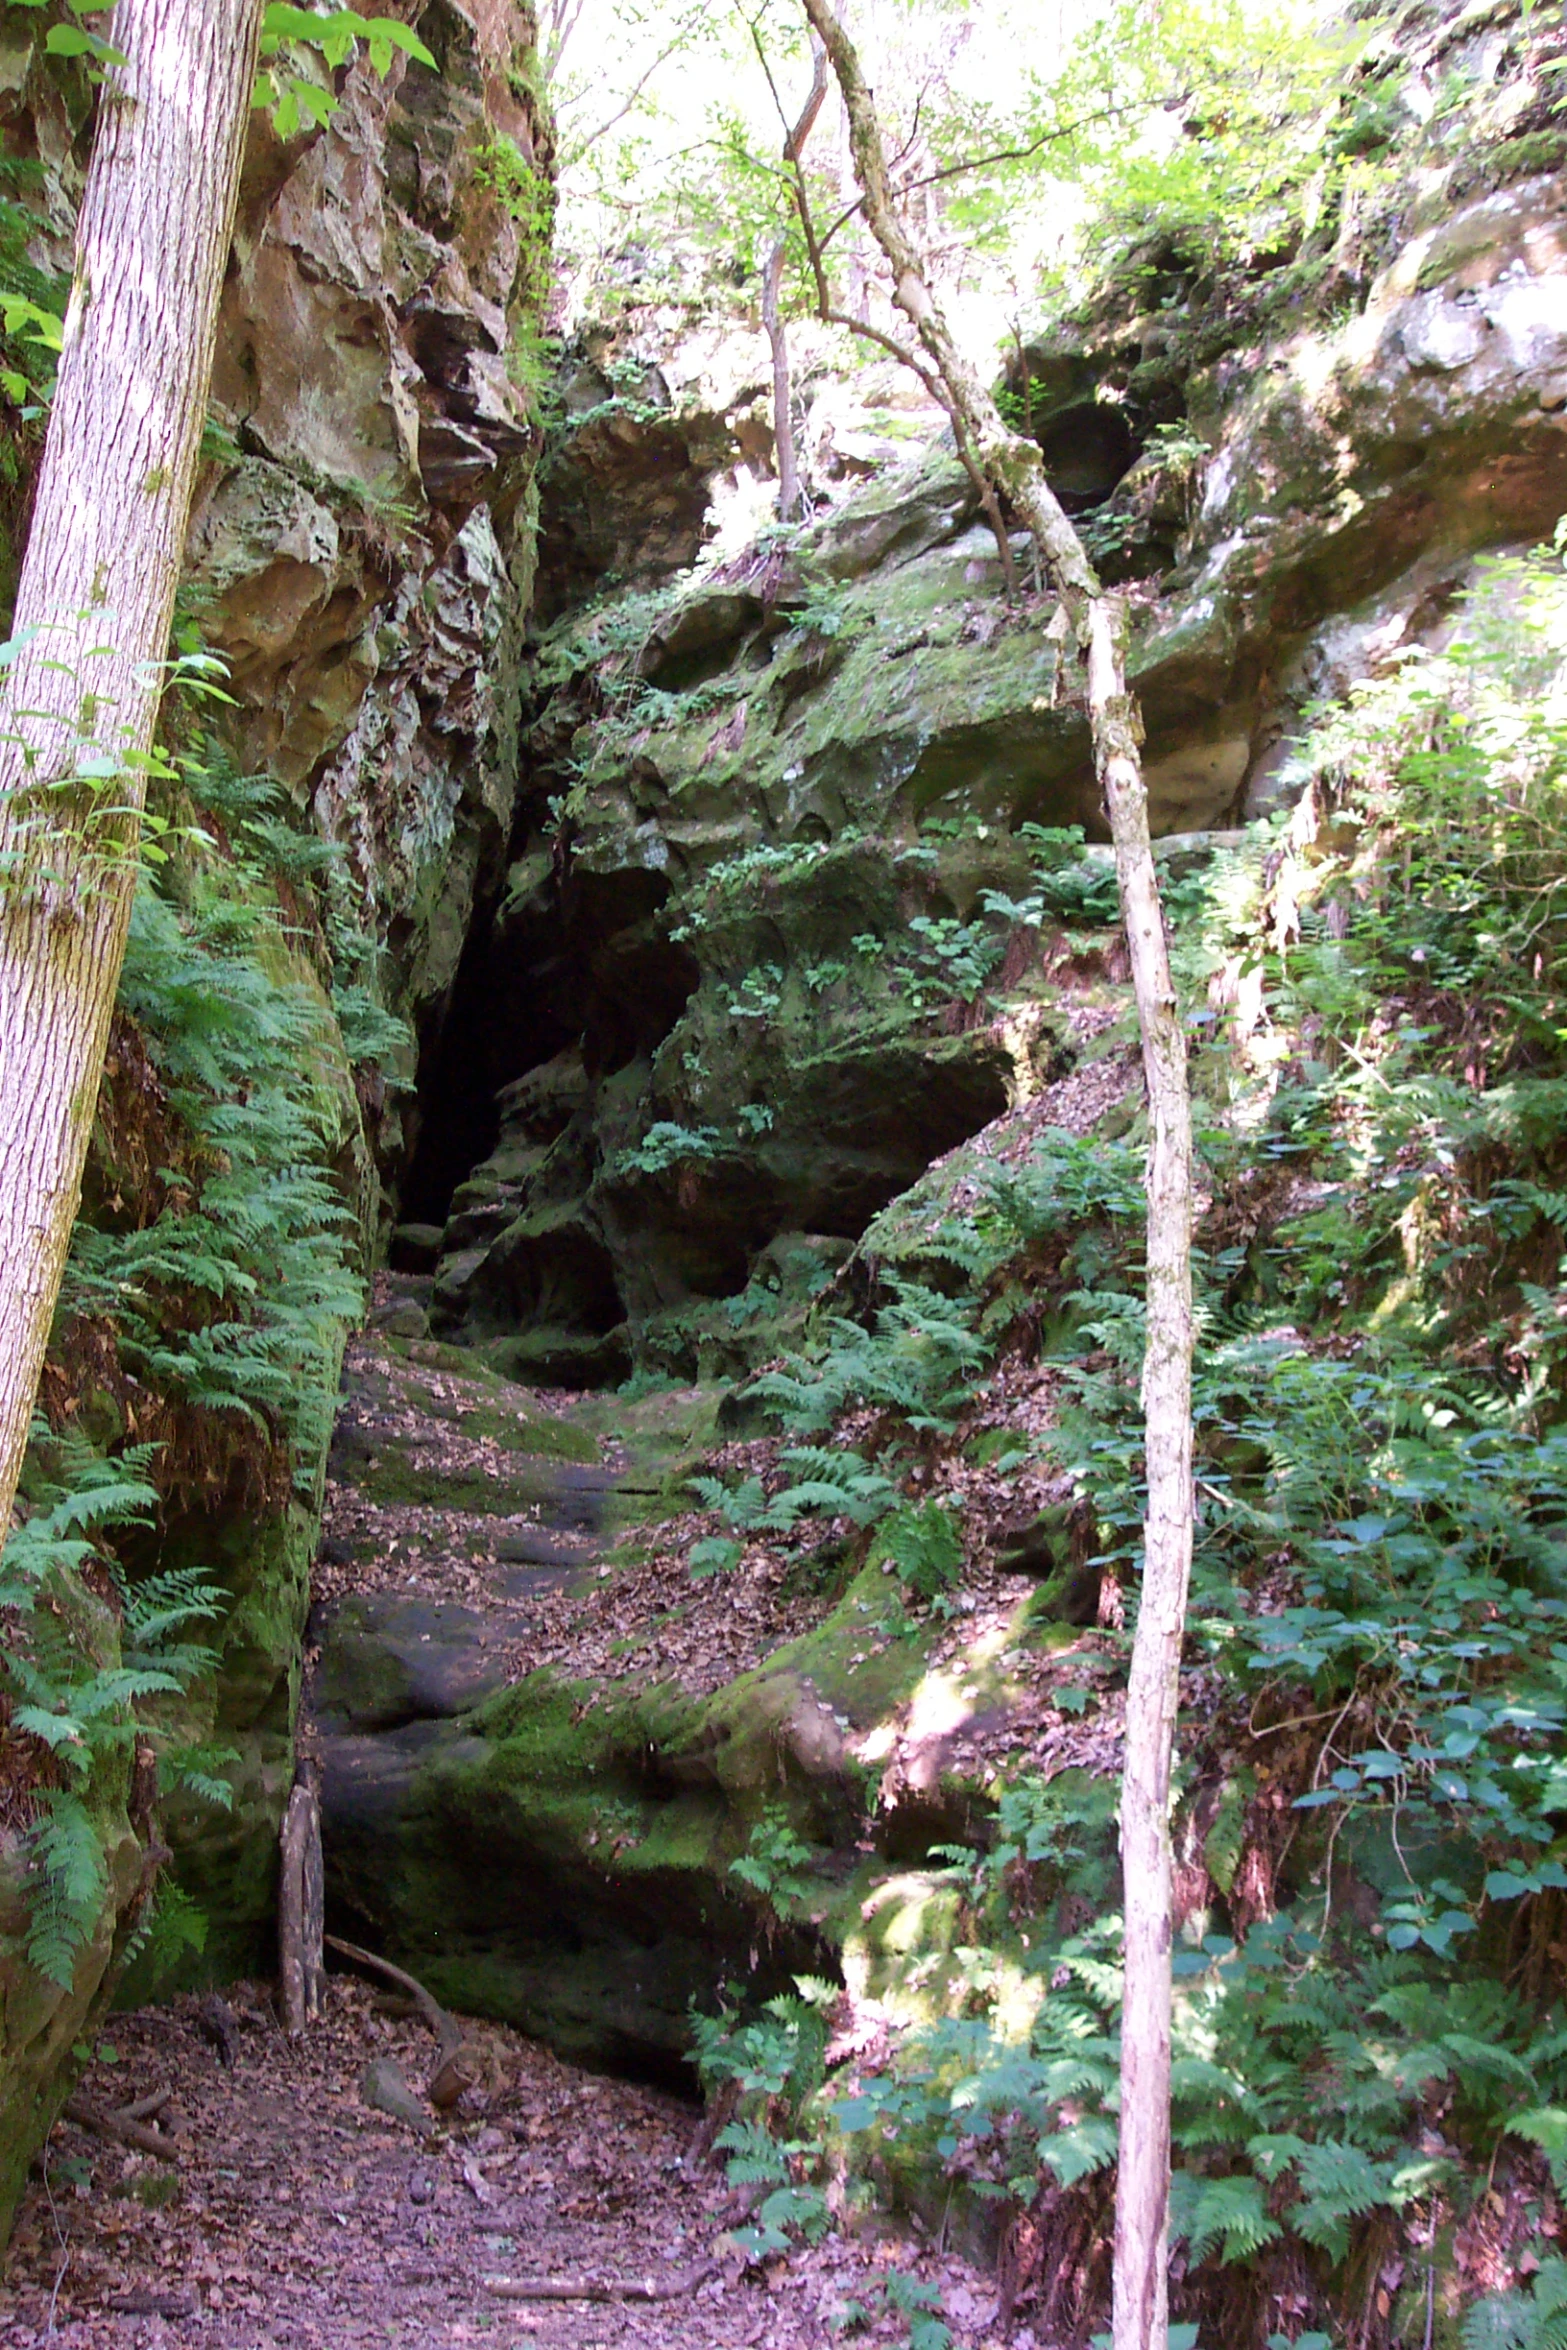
{"left": 344, "top": 1445, "right": 580, "bottom": 1518}
{"left": 458, "top": 1404, "right": 602, "bottom": 1463}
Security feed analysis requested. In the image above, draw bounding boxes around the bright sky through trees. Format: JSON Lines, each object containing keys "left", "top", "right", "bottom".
{"left": 546, "top": 0, "right": 1350, "bottom": 379}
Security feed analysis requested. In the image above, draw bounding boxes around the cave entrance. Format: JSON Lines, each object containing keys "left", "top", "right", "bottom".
{"left": 1035, "top": 399, "right": 1139, "bottom": 512}
{"left": 395, "top": 849, "right": 701, "bottom": 1387}
{"left": 400, "top": 919, "right": 506, "bottom": 1230}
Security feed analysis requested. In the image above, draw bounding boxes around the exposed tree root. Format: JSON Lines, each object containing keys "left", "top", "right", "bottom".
{"left": 62, "top": 2097, "right": 178, "bottom": 2161}
{"left": 102, "top": 2289, "right": 198, "bottom": 2319}
{"left": 324, "top": 1932, "right": 463, "bottom": 2058}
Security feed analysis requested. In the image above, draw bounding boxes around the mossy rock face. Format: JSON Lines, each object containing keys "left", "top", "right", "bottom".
{"left": 319, "top": 1674, "right": 835, "bottom": 2073}
{"left": 0, "top": 1572, "right": 153, "bottom": 2249}
{"left": 313, "top": 1553, "right": 1109, "bottom": 2080}
{"left": 419, "top": 451, "right": 1108, "bottom": 1387}
{"left": 639, "top": 1231, "right": 853, "bottom": 1383}
{"left": 312, "top": 1595, "right": 517, "bottom": 1733}
{"left": 427, "top": 800, "right": 1062, "bottom": 1379}
{"left": 333, "top": 1439, "right": 613, "bottom": 1521}
{"left": 473, "top": 1325, "right": 633, "bottom": 1390}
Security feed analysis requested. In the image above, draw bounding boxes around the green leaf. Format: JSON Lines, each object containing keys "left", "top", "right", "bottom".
{"left": 44, "top": 23, "right": 127, "bottom": 63}
{"left": 1510, "top": 2108, "right": 1567, "bottom": 2194}
{"left": 689, "top": 1535, "right": 743, "bottom": 1578}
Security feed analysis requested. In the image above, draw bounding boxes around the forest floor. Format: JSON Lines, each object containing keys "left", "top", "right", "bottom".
{"left": 0, "top": 1295, "right": 1043, "bottom": 2350}
{"left": 0, "top": 1974, "right": 1008, "bottom": 2349}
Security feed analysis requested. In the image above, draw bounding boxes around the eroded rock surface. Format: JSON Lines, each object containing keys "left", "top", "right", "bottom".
{"left": 188, "top": 5, "right": 552, "bottom": 1058}
{"left": 402, "top": 165, "right": 1567, "bottom": 1388}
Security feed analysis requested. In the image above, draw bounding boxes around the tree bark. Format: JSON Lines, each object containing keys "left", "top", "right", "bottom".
{"left": 0, "top": 0, "right": 263, "bottom": 1536}
{"left": 799, "top": 9, "right": 1195, "bottom": 2347}
{"left": 763, "top": 240, "right": 803, "bottom": 520}
{"left": 753, "top": 32, "right": 829, "bottom": 524}
{"left": 278, "top": 1777, "right": 326, "bottom": 2038}
{"left": 1089, "top": 599, "right": 1194, "bottom": 2350}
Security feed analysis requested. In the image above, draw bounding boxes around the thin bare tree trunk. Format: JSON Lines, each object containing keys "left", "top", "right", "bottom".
{"left": 752, "top": 32, "right": 829, "bottom": 524}
{"left": 799, "top": 10, "right": 1195, "bottom": 2347}
{"left": 762, "top": 241, "right": 803, "bottom": 520}
{"left": 1089, "top": 599, "right": 1194, "bottom": 2350}
{"left": 279, "top": 1776, "right": 326, "bottom": 2038}
{"left": 0, "top": 0, "right": 263, "bottom": 1536}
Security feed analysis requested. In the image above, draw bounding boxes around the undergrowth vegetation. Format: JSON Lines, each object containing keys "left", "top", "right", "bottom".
{"left": 689, "top": 535, "right": 1567, "bottom": 2346}
{"left": 0, "top": 749, "right": 393, "bottom": 1981}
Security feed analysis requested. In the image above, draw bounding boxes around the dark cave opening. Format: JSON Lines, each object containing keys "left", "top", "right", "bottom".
{"left": 400, "top": 915, "right": 506, "bottom": 1227}
{"left": 1036, "top": 398, "right": 1139, "bottom": 512}
{"left": 398, "top": 843, "right": 702, "bottom": 1262}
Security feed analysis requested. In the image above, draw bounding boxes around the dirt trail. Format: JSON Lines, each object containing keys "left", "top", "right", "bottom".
{"left": 311, "top": 1300, "right": 832, "bottom": 1702}
{"left": 0, "top": 1298, "right": 1011, "bottom": 2348}
{"left": 0, "top": 1972, "right": 1004, "bottom": 2348}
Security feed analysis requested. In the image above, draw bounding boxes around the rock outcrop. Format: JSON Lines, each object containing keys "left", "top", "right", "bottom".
{"left": 192, "top": 5, "right": 553, "bottom": 1085}
{"left": 405, "top": 166, "right": 1567, "bottom": 1389}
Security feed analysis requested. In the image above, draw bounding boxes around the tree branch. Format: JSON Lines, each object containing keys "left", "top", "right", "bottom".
{"left": 485, "top": 2260, "right": 720, "bottom": 2304}
{"left": 811, "top": 100, "right": 1138, "bottom": 258}
{"left": 757, "top": 30, "right": 830, "bottom": 520}
{"left": 564, "top": 36, "right": 692, "bottom": 167}
{"left": 64, "top": 2099, "right": 180, "bottom": 2163}
{"left": 796, "top": 18, "right": 1195, "bottom": 2350}
{"left": 541, "top": 0, "right": 588, "bottom": 87}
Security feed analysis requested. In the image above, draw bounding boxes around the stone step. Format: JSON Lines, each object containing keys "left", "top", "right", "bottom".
{"left": 311, "top": 1595, "right": 525, "bottom": 1734}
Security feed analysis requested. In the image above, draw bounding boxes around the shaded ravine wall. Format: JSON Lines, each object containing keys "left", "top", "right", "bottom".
{"left": 0, "top": 0, "right": 553, "bottom": 2244}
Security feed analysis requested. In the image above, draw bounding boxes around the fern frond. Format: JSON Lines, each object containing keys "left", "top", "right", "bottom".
{"left": 1181, "top": 2172, "right": 1283, "bottom": 2266}
{"left": 25, "top": 1793, "right": 108, "bottom": 1986}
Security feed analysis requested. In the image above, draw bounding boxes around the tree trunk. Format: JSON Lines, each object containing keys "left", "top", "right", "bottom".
{"left": 762, "top": 240, "right": 803, "bottom": 521}
{"left": 754, "top": 34, "right": 828, "bottom": 524}
{"left": 278, "top": 1776, "right": 326, "bottom": 2038}
{"left": 799, "top": 10, "right": 1195, "bottom": 2346}
{"left": 0, "top": 0, "right": 263, "bottom": 1535}
{"left": 1089, "top": 599, "right": 1194, "bottom": 2350}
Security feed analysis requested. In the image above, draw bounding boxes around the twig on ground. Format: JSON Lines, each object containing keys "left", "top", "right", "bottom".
{"left": 39, "top": 2142, "right": 69, "bottom": 2341}
{"left": 115, "top": 2088, "right": 171, "bottom": 2125}
{"left": 483, "top": 2257, "right": 721, "bottom": 2304}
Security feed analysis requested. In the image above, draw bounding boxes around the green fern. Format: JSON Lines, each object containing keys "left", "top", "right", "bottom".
{"left": 1176, "top": 2170, "right": 1283, "bottom": 2266}
{"left": 1288, "top": 2141, "right": 1403, "bottom": 2260}
{"left": 752, "top": 1279, "right": 989, "bottom": 1436}
{"left": 715, "top": 2117, "right": 791, "bottom": 2184}
{"left": 118, "top": 1878, "right": 209, "bottom": 1973}
{"left": 687, "top": 1471, "right": 769, "bottom": 1530}
{"left": 24, "top": 1794, "right": 110, "bottom": 1986}
{"left": 770, "top": 1446, "right": 896, "bottom": 1529}
{"left": 2, "top": 1437, "right": 236, "bottom": 1978}
{"left": 878, "top": 1500, "right": 964, "bottom": 1599}
{"left": 65, "top": 878, "right": 366, "bottom": 1487}
{"left": 1465, "top": 2263, "right": 1567, "bottom": 2350}
{"left": 712, "top": 2120, "right": 831, "bottom": 2255}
